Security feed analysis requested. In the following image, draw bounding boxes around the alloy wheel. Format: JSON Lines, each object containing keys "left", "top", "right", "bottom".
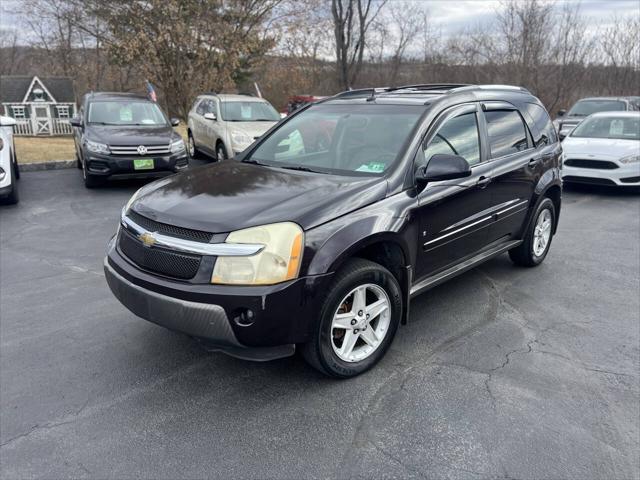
{"left": 533, "top": 208, "right": 552, "bottom": 257}
{"left": 330, "top": 283, "right": 391, "bottom": 363}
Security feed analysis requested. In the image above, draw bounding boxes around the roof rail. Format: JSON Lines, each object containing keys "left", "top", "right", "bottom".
{"left": 388, "top": 83, "right": 470, "bottom": 92}
{"left": 333, "top": 88, "right": 389, "bottom": 99}
{"left": 451, "top": 84, "right": 531, "bottom": 94}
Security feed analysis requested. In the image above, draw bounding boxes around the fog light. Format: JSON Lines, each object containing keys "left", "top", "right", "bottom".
{"left": 233, "top": 308, "right": 256, "bottom": 327}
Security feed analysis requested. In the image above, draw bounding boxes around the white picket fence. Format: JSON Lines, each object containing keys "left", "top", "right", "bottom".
{"left": 11, "top": 118, "right": 73, "bottom": 136}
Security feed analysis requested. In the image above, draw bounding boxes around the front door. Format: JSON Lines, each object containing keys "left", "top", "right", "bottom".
{"left": 32, "top": 105, "right": 51, "bottom": 135}
{"left": 414, "top": 103, "right": 495, "bottom": 280}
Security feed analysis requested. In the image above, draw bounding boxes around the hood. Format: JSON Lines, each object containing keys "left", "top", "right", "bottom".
{"left": 131, "top": 161, "right": 388, "bottom": 232}
{"left": 562, "top": 137, "right": 640, "bottom": 160}
{"left": 87, "top": 125, "right": 178, "bottom": 146}
{"left": 226, "top": 121, "right": 277, "bottom": 140}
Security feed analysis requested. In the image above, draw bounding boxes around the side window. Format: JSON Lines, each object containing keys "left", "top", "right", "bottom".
{"left": 196, "top": 100, "right": 205, "bottom": 115}
{"left": 422, "top": 112, "right": 481, "bottom": 168}
{"left": 524, "top": 103, "right": 557, "bottom": 147}
{"left": 485, "top": 110, "right": 530, "bottom": 158}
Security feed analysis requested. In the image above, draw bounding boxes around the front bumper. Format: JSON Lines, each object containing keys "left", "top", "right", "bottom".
{"left": 562, "top": 163, "right": 640, "bottom": 186}
{"left": 105, "top": 240, "right": 333, "bottom": 360}
{"left": 85, "top": 151, "right": 189, "bottom": 178}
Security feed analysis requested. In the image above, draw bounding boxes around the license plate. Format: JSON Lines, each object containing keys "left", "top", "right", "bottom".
{"left": 133, "top": 159, "right": 154, "bottom": 170}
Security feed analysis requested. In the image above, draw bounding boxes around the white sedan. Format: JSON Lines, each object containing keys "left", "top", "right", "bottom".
{"left": 562, "top": 111, "right": 640, "bottom": 187}
{"left": 0, "top": 116, "right": 19, "bottom": 204}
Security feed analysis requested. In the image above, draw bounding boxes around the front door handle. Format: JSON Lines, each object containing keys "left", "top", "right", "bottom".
{"left": 476, "top": 176, "right": 492, "bottom": 188}
{"left": 528, "top": 157, "right": 541, "bottom": 166}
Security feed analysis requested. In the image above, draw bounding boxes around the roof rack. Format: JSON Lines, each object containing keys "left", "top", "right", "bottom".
{"left": 387, "top": 84, "right": 470, "bottom": 92}
{"left": 450, "top": 84, "right": 531, "bottom": 94}
{"left": 333, "top": 88, "right": 389, "bottom": 99}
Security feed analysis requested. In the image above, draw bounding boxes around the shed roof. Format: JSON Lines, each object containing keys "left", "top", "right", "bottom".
{"left": 0, "top": 75, "right": 76, "bottom": 103}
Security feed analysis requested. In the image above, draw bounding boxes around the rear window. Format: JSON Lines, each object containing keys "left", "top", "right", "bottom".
{"left": 568, "top": 100, "right": 626, "bottom": 117}
{"left": 485, "top": 110, "right": 530, "bottom": 158}
{"left": 524, "top": 103, "right": 557, "bottom": 146}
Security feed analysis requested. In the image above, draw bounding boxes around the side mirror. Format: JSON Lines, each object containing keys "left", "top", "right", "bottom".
{"left": 203, "top": 112, "right": 217, "bottom": 121}
{"left": 69, "top": 117, "right": 82, "bottom": 127}
{"left": 557, "top": 109, "right": 566, "bottom": 117}
{"left": 170, "top": 117, "right": 180, "bottom": 126}
{"left": 418, "top": 154, "right": 472, "bottom": 183}
{"left": 0, "top": 116, "right": 16, "bottom": 127}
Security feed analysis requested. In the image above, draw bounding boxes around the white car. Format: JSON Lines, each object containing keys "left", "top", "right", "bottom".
{"left": 187, "top": 94, "right": 280, "bottom": 161}
{"left": 562, "top": 111, "right": 640, "bottom": 188}
{"left": 0, "top": 116, "right": 19, "bottom": 204}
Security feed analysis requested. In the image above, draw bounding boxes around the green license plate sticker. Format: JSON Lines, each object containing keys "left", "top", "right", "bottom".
{"left": 134, "top": 159, "right": 154, "bottom": 170}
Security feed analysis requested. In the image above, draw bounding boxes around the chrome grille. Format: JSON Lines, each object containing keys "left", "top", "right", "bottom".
{"left": 109, "top": 144, "right": 171, "bottom": 155}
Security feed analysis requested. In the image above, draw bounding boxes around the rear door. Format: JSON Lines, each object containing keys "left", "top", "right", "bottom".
{"left": 414, "top": 103, "right": 496, "bottom": 279}
{"left": 481, "top": 103, "right": 541, "bottom": 243}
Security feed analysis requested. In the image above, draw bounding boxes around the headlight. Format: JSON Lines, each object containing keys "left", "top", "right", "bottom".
{"left": 619, "top": 154, "right": 639, "bottom": 164}
{"left": 230, "top": 130, "right": 252, "bottom": 147}
{"left": 86, "top": 139, "right": 109, "bottom": 154}
{"left": 211, "top": 222, "right": 303, "bottom": 285}
{"left": 170, "top": 139, "right": 185, "bottom": 153}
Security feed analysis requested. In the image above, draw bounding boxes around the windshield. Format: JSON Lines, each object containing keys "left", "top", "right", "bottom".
{"left": 88, "top": 101, "right": 168, "bottom": 126}
{"left": 571, "top": 115, "right": 640, "bottom": 140}
{"left": 220, "top": 101, "right": 280, "bottom": 122}
{"left": 245, "top": 104, "right": 423, "bottom": 175}
{"left": 567, "top": 100, "right": 626, "bottom": 117}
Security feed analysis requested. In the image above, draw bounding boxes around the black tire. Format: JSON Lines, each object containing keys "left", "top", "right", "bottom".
{"left": 82, "top": 158, "right": 103, "bottom": 188}
{"left": 12, "top": 147, "right": 20, "bottom": 179}
{"left": 2, "top": 162, "right": 19, "bottom": 205}
{"left": 76, "top": 152, "right": 82, "bottom": 169}
{"left": 301, "top": 258, "right": 403, "bottom": 378}
{"left": 509, "top": 197, "right": 556, "bottom": 267}
{"left": 187, "top": 132, "right": 200, "bottom": 159}
{"left": 216, "top": 142, "right": 228, "bottom": 162}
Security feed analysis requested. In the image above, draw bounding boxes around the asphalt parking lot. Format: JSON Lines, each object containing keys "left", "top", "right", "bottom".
{"left": 1, "top": 167, "right": 639, "bottom": 480}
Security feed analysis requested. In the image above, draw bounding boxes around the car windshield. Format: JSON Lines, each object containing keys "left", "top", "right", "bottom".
{"left": 571, "top": 115, "right": 640, "bottom": 140}
{"left": 220, "top": 101, "right": 280, "bottom": 122}
{"left": 567, "top": 100, "right": 626, "bottom": 117}
{"left": 244, "top": 104, "right": 423, "bottom": 176}
{"left": 87, "top": 101, "right": 168, "bottom": 126}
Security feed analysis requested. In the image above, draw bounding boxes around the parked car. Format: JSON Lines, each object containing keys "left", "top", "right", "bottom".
{"left": 0, "top": 115, "right": 19, "bottom": 205}
{"left": 562, "top": 111, "right": 640, "bottom": 187}
{"left": 70, "top": 92, "right": 188, "bottom": 188}
{"left": 105, "top": 84, "right": 562, "bottom": 377}
{"left": 554, "top": 96, "right": 639, "bottom": 140}
{"left": 187, "top": 94, "right": 280, "bottom": 161}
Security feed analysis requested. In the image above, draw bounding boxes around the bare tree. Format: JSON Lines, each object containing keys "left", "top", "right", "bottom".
{"left": 0, "top": 29, "right": 21, "bottom": 75}
{"left": 331, "top": 0, "right": 387, "bottom": 90}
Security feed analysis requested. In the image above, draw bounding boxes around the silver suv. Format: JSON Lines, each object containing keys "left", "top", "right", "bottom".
{"left": 187, "top": 94, "right": 280, "bottom": 161}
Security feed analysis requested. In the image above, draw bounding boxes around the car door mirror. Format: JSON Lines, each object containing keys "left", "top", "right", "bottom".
{"left": 557, "top": 109, "right": 566, "bottom": 117}
{"left": 170, "top": 117, "right": 180, "bottom": 126}
{"left": 418, "top": 154, "right": 472, "bottom": 183}
{"left": 69, "top": 117, "right": 82, "bottom": 127}
{"left": 0, "top": 116, "right": 16, "bottom": 127}
{"left": 204, "top": 112, "right": 217, "bottom": 121}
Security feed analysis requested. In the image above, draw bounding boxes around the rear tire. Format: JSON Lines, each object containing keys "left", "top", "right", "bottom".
{"left": 509, "top": 197, "right": 556, "bottom": 267}
{"left": 2, "top": 162, "right": 19, "bottom": 205}
{"left": 301, "top": 258, "right": 402, "bottom": 378}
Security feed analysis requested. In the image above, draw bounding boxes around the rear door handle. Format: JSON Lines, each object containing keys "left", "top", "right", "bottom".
{"left": 476, "top": 176, "right": 492, "bottom": 188}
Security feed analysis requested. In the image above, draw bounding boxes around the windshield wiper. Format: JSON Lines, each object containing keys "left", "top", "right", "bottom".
{"left": 242, "top": 159, "right": 269, "bottom": 166}
{"left": 279, "top": 165, "right": 325, "bottom": 174}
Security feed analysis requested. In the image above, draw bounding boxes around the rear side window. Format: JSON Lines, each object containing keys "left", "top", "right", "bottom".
{"left": 485, "top": 110, "right": 529, "bottom": 158}
{"left": 524, "top": 103, "right": 557, "bottom": 146}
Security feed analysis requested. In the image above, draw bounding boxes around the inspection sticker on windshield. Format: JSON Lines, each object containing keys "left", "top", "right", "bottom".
{"left": 356, "top": 162, "right": 386, "bottom": 173}
{"left": 119, "top": 106, "right": 133, "bottom": 122}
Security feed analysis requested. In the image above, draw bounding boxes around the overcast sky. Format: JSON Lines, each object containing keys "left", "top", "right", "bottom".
{"left": 1, "top": 0, "right": 638, "bottom": 43}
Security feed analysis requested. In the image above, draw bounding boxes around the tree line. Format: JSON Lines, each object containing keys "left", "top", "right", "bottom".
{"left": 1, "top": 0, "right": 638, "bottom": 118}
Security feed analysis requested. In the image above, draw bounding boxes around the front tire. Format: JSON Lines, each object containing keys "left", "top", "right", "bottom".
{"left": 82, "top": 158, "right": 103, "bottom": 189}
{"left": 2, "top": 161, "right": 19, "bottom": 205}
{"left": 187, "top": 132, "right": 200, "bottom": 159}
{"left": 301, "top": 258, "right": 402, "bottom": 378}
{"left": 509, "top": 197, "right": 556, "bottom": 267}
{"left": 216, "top": 142, "right": 228, "bottom": 162}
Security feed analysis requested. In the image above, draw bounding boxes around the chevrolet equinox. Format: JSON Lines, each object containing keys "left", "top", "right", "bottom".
{"left": 105, "top": 84, "right": 562, "bottom": 378}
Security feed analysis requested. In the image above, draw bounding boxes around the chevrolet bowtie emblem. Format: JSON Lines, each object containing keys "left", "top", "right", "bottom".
{"left": 139, "top": 232, "right": 156, "bottom": 247}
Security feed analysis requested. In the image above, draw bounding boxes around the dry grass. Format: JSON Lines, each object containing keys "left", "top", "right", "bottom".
{"left": 14, "top": 126, "right": 189, "bottom": 164}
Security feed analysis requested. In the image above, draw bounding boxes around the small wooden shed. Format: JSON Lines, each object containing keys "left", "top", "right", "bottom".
{"left": 0, "top": 75, "right": 77, "bottom": 136}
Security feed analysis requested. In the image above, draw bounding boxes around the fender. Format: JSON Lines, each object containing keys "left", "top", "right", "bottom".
{"left": 522, "top": 166, "right": 563, "bottom": 235}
